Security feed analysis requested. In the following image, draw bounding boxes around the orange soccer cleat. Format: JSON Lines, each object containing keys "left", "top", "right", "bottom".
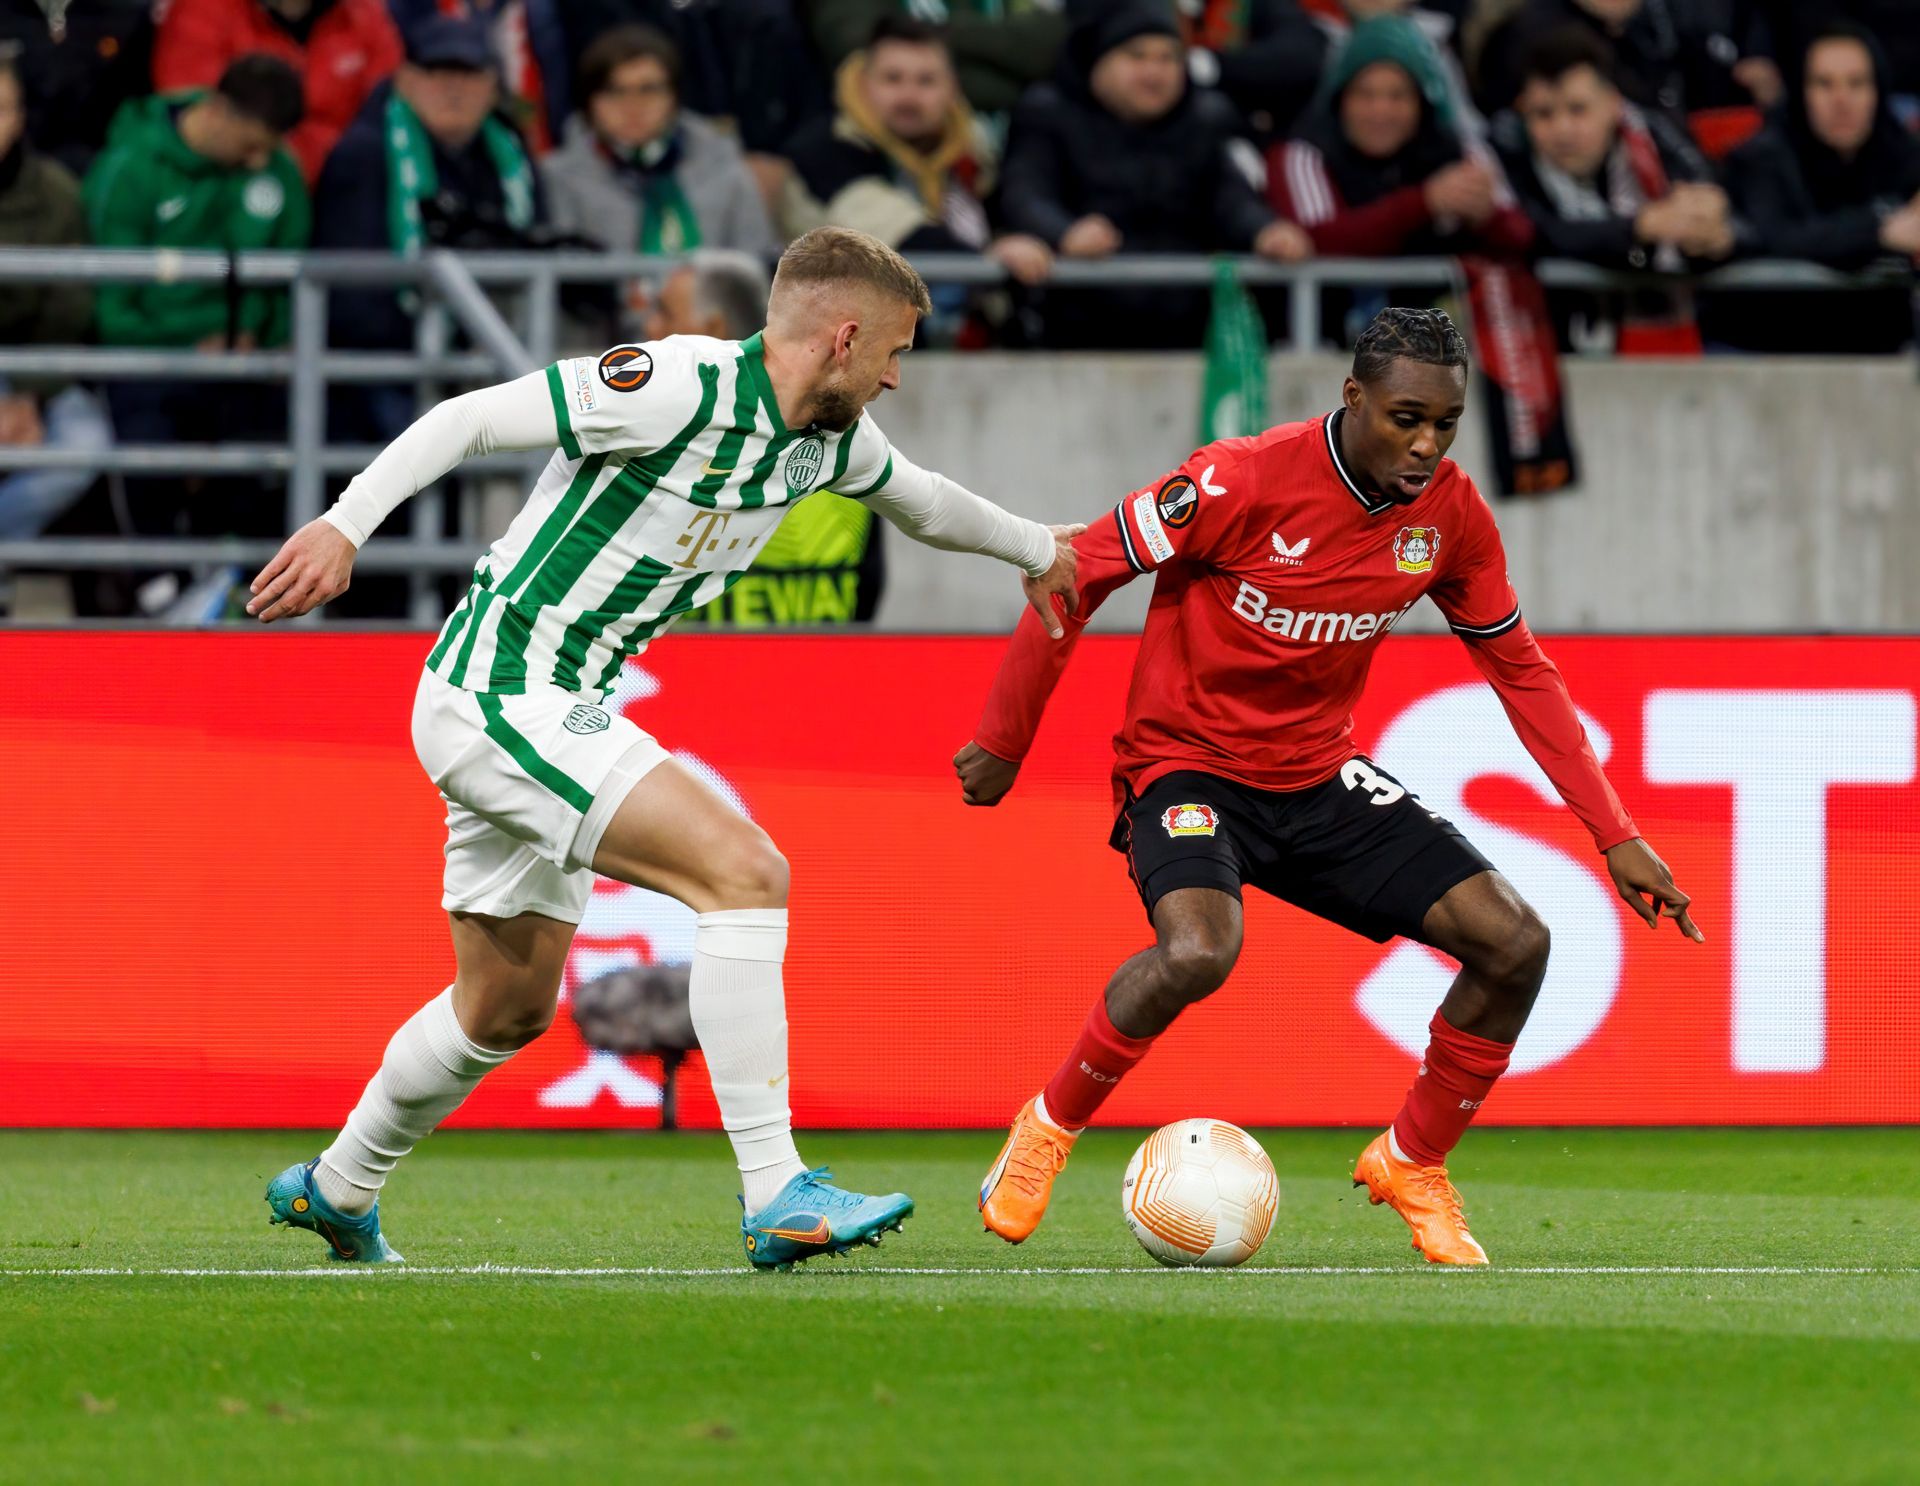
{"left": 1352, "top": 1130, "right": 1489, "bottom": 1266}
{"left": 979, "top": 1097, "right": 1078, "bottom": 1243}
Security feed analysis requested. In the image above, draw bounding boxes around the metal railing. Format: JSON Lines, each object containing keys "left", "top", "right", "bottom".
{"left": 0, "top": 247, "right": 1907, "bottom": 618}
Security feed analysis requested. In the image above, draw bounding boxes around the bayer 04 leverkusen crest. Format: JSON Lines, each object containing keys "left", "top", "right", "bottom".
{"left": 1393, "top": 525, "right": 1440, "bottom": 574}
{"left": 1161, "top": 803, "right": 1219, "bottom": 837}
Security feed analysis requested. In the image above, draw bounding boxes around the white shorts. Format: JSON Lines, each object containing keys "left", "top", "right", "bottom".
{"left": 411, "top": 669, "right": 669, "bottom": 923}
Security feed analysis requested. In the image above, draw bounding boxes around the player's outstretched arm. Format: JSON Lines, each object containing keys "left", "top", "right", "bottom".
{"left": 247, "top": 369, "right": 560, "bottom": 622}
{"left": 853, "top": 452, "right": 1087, "bottom": 635}
{"left": 957, "top": 511, "right": 1140, "bottom": 805}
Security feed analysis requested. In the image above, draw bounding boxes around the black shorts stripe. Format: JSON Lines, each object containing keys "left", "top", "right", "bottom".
{"left": 1450, "top": 605, "right": 1522, "bottom": 640}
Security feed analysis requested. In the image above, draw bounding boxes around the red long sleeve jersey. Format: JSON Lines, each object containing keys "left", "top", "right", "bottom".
{"left": 974, "top": 412, "right": 1639, "bottom": 852}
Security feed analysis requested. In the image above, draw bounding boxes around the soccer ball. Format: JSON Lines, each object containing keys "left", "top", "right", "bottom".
{"left": 1121, "top": 1119, "right": 1278, "bottom": 1268}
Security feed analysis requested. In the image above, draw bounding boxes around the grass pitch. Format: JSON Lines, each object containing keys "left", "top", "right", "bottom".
{"left": 3, "top": 1128, "right": 1917, "bottom": 1484}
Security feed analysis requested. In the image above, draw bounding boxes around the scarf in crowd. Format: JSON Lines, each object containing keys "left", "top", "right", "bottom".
{"left": 606, "top": 132, "right": 703, "bottom": 253}
{"left": 835, "top": 52, "right": 988, "bottom": 220}
{"left": 383, "top": 90, "right": 536, "bottom": 258}
{"left": 1456, "top": 253, "right": 1579, "bottom": 495}
{"left": 1532, "top": 103, "right": 1703, "bottom": 354}
{"left": 1535, "top": 104, "right": 1681, "bottom": 271}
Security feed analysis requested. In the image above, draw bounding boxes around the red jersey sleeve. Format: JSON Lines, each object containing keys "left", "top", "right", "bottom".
{"left": 1433, "top": 482, "right": 1639, "bottom": 852}
{"left": 973, "top": 444, "right": 1248, "bottom": 762}
{"left": 971, "top": 512, "right": 1137, "bottom": 763}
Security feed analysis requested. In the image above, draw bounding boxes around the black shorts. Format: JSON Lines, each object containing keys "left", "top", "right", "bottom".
{"left": 1111, "top": 762, "right": 1494, "bottom": 944}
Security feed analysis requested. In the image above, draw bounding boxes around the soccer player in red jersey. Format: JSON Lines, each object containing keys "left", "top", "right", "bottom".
{"left": 957, "top": 308, "right": 1704, "bottom": 1265}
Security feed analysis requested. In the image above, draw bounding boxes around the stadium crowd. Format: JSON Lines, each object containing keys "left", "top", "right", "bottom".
{"left": 2, "top": 0, "right": 1918, "bottom": 610}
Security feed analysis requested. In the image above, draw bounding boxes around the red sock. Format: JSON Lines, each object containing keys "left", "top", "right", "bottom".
{"left": 1040, "top": 996, "right": 1157, "bottom": 1130}
{"left": 1391, "top": 1010, "right": 1514, "bottom": 1167}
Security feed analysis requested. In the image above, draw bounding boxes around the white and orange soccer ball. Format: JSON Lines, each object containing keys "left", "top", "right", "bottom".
{"left": 1121, "top": 1119, "right": 1279, "bottom": 1268}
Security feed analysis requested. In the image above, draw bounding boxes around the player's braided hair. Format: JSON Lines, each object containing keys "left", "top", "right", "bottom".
{"left": 1351, "top": 308, "right": 1470, "bottom": 386}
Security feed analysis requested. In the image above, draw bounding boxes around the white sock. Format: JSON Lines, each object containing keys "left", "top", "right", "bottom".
{"left": 691, "top": 908, "right": 807, "bottom": 1217}
{"left": 316, "top": 987, "right": 516, "bottom": 1215}
{"left": 1033, "top": 1090, "right": 1081, "bottom": 1136}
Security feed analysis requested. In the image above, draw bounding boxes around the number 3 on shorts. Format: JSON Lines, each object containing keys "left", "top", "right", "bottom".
{"left": 1339, "top": 757, "right": 1406, "bottom": 806}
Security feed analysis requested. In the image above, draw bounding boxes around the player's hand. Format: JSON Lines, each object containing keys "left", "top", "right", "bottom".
{"left": 1024, "top": 523, "right": 1086, "bottom": 640}
{"left": 246, "top": 518, "right": 356, "bottom": 622}
{"left": 953, "top": 741, "right": 1021, "bottom": 807}
{"left": 1605, "top": 838, "right": 1704, "bottom": 942}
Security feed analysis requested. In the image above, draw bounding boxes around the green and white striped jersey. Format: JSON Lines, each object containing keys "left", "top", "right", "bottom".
{"left": 425, "top": 334, "right": 900, "bottom": 699}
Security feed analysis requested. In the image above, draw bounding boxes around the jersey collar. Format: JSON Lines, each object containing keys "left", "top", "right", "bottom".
{"left": 737, "top": 331, "right": 789, "bottom": 436}
{"left": 1324, "top": 409, "right": 1396, "bottom": 517}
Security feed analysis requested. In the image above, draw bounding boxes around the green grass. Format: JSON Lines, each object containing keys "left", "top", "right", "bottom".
{"left": 3, "top": 1129, "right": 1917, "bottom": 1484}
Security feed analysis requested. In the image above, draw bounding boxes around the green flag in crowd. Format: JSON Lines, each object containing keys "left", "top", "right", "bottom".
{"left": 1199, "top": 257, "right": 1268, "bottom": 445}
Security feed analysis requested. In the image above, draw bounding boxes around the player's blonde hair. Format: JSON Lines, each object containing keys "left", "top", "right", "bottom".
{"left": 770, "top": 227, "right": 933, "bottom": 318}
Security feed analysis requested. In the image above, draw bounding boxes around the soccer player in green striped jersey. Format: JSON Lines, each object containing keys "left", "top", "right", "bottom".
{"left": 246, "top": 228, "right": 1082, "bottom": 1268}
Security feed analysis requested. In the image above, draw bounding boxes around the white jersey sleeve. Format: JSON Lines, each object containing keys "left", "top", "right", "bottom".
{"left": 547, "top": 340, "right": 713, "bottom": 460}
{"left": 321, "top": 370, "right": 556, "bottom": 547}
{"left": 835, "top": 412, "right": 1056, "bottom": 578}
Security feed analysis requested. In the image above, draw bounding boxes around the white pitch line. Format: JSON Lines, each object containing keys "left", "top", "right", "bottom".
{"left": 4, "top": 1265, "right": 1914, "bottom": 1279}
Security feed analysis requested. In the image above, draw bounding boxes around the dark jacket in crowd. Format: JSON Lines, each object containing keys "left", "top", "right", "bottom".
{"left": 1758, "top": 0, "right": 1920, "bottom": 100}
{"left": 1476, "top": 0, "right": 1758, "bottom": 119}
{"left": 563, "top": 0, "right": 828, "bottom": 153}
{"left": 1273, "top": 17, "right": 1533, "bottom": 258}
{"left": 1727, "top": 22, "right": 1920, "bottom": 268}
{"left": 997, "top": 4, "right": 1275, "bottom": 347}
{"left": 1492, "top": 99, "right": 1719, "bottom": 267}
{"left": 0, "top": 0, "right": 154, "bottom": 175}
{"left": 813, "top": 0, "right": 1067, "bottom": 116}
{"left": 0, "top": 134, "right": 93, "bottom": 397}
{"left": 313, "top": 80, "right": 548, "bottom": 352}
{"left": 1173, "top": 0, "right": 1329, "bottom": 139}
{"left": 998, "top": 8, "right": 1274, "bottom": 255}
{"left": 1719, "top": 21, "right": 1920, "bottom": 351}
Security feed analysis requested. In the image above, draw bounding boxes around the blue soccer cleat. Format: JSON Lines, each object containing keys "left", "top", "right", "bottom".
{"left": 265, "top": 1158, "right": 404, "bottom": 1265}
{"left": 740, "top": 1167, "right": 913, "bottom": 1270}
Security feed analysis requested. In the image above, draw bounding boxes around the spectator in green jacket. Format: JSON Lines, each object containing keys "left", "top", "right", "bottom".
{"left": 83, "top": 53, "right": 311, "bottom": 349}
{"left": 81, "top": 54, "right": 311, "bottom": 583}
{"left": 0, "top": 49, "right": 111, "bottom": 543}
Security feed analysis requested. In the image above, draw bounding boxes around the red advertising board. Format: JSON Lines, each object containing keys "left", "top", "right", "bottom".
{"left": 1, "top": 632, "right": 1915, "bottom": 1128}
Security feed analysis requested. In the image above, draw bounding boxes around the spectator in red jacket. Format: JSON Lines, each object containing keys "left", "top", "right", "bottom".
{"left": 153, "top": 0, "right": 401, "bottom": 183}
{"left": 1271, "top": 16, "right": 1532, "bottom": 257}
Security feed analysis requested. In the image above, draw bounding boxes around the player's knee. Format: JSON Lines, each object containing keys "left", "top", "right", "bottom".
{"left": 1160, "top": 925, "right": 1241, "bottom": 1003}
{"left": 462, "top": 991, "right": 557, "bottom": 1051}
{"left": 706, "top": 835, "right": 790, "bottom": 910}
{"left": 1482, "top": 907, "right": 1551, "bottom": 1005}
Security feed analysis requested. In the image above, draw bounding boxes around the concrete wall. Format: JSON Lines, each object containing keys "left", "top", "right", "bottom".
{"left": 866, "top": 353, "right": 1920, "bottom": 635}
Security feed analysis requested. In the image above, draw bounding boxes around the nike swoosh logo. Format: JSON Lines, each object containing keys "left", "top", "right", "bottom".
{"left": 757, "top": 1217, "right": 831, "bottom": 1245}
{"left": 311, "top": 1214, "right": 356, "bottom": 1259}
{"left": 700, "top": 462, "right": 735, "bottom": 477}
